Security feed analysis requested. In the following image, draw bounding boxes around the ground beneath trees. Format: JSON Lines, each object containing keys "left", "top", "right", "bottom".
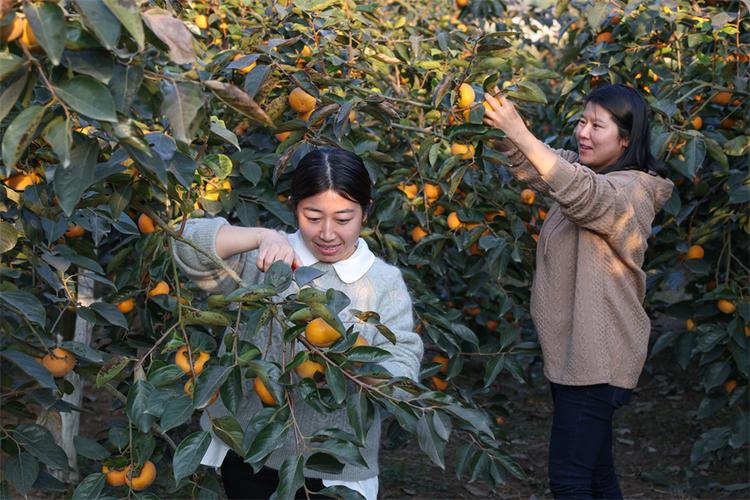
{"left": 378, "top": 352, "right": 748, "bottom": 499}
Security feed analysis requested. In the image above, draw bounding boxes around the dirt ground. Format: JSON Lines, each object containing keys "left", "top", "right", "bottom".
{"left": 378, "top": 353, "right": 750, "bottom": 500}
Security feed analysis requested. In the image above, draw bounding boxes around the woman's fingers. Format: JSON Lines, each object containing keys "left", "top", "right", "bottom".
{"left": 256, "top": 246, "right": 300, "bottom": 272}
{"left": 484, "top": 92, "right": 500, "bottom": 111}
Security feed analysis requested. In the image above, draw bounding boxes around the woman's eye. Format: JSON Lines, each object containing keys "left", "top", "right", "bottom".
{"left": 337, "top": 219, "right": 352, "bottom": 225}
{"left": 307, "top": 218, "right": 320, "bottom": 223}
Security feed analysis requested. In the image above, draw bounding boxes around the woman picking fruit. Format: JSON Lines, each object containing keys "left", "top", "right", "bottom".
{"left": 173, "top": 147, "right": 423, "bottom": 500}
{"left": 483, "top": 84, "right": 673, "bottom": 499}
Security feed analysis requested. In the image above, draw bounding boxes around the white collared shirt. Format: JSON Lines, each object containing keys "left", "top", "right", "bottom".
{"left": 287, "top": 230, "right": 376, "bottom": 284}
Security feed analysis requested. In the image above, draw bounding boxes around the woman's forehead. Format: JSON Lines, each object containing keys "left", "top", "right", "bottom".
{"left": 582, "top": 102, "right": 614, "bottom": 122}
{"left": 298, "top": 190, "right": 361, "bottom": 212}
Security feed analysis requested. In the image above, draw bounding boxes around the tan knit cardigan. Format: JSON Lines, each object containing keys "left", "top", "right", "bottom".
{"left": 494, "top": 139, "right": 674, "bottom": 389}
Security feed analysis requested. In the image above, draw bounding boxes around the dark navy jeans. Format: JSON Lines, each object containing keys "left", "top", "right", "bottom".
{"left": 548, "top": 383, "right": 632, "bottom": 500}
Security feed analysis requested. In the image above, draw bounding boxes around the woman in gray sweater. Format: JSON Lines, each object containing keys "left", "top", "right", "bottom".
{"left": 172, "top": 147, "right": 423, "bottom": 499}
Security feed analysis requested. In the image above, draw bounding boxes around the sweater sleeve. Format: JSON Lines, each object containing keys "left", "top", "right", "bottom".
{"left": 490, "top": 138, "right": 579, "bottom": 196}
{"left": 369, "top": 269, "right": 423, "bottom": 382}
{"left": 541, "top": 155, "right": 645, "bottom": 238}
{"left": 171, "top": 217, "right": 261, "bottom": 294}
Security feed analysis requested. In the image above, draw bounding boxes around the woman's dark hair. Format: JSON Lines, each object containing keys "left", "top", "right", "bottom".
{"left": 290, "top": 147, "right": 373, "bottom": 215}
{"left": 585, "top": 84, "right": 667, "bottom": 176}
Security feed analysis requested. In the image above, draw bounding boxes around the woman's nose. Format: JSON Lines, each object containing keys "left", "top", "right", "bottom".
{"left": 577, "top": 123, "right": 590, "bottom": 139}
{"left": 319, "top": 220, "right": 335, "bottom": 240}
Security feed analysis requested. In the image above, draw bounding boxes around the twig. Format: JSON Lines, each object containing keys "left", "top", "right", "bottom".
{"left": 390, "top": 122, "right": 447, "bottom": 139}
{"left": 134, "top": 322, "right": 179, "bottom": 371}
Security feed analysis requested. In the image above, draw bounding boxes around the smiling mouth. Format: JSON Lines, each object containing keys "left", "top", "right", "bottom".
{"left": 315, "top": 242, "right": 342, "bottom": 255}
{"left": 579, "top": 144, "right": 593, "bottom": 152}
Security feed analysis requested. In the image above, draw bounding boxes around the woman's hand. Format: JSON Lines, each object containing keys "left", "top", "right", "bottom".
{"left": 483, "top": 89, "right": 560, "bottom": 178}
{"left": 482, "top": 91, "right": 529, "bottom": 143}
{"left": 255, "top": 229, "right": 299, "bottom": 272}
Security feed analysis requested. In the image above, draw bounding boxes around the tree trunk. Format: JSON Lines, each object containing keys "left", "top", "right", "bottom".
{"left": 39, "top": 270, "right": 96, "bottom": 483}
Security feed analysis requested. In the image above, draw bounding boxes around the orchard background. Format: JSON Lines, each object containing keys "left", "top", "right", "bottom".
{"left": 0, "top": 0, "right": 747, "bottom": 498}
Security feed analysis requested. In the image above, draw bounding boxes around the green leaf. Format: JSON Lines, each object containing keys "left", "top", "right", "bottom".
{"left": 110, "top": 63, "right": 144, "bottom": 113}
{"left": 173, "top": 431, "right": 212, "bottom": 483}
{"left": 241, "top": 407, "right": 279, "bottom": 451}
{"left": 220, "top": 367, "right": 243, "bottom": 415}
{"left": 71, "top": 472, "right": 106, "bottom": 500}
{"left": 506, "top": 81, "right": 547, "bottom": 104}
{"left": 724, "top": 135, "right": 750, "bottom": 156}
{"left": 483, "top": 356, "right": 505, "bottom": 387}
{"left": 245, "top": 421, "right": 288, "bottom": 465}
{"left": 325, "top": 363, "right": 347, "bottom": 404}
{"left": 5, "top": 452, "right": 39, "bottom": 496}
{"left": 293, "top": 266, "right": 325, "bottom": 287}
{"left": 683, "top": 137, "right": 706, "bottom": 178}
{"left": 193, "top": 365, "right": 232, "bottom": 409}
{"left": 584, "top": 1, "right": 609, "bottom": 28}
{"left": 159, "top": 395, "right": 194, "bottom": 432}
{"left": 161, "top": 80, "right": 203, "bottom": 145}
{"left": 416, "top": 413, "right": 446, "bottom": 469}
{"left": 24, "top": 2, "right": 66, "bottom": 66}
{"left": 72, "top": 0, "right": 121, "bottom": 50}
{"left": 90, "top": 302, "right": 128, "bottom": 328}
{"left": 212, "top": 416, "right": 244, "bottom": 455}
{"left": 1, "top": 104, "right": 46, "bottom": 169}
{"left": 309, "top": 438, "right": 367, "bottom": 469}
{"left": 305, "top": 453, "right": 344, "bottom": 475}
{"left": 74, "top": 436, "right": 110, "bottom": 460}
{"left": 264, "top": 260, "right": 293, "bottom": 291}
{"left": 102, "top": 0, "right": 144, "bottom": 50}
{"left": 0, "top": 72, "right": 29, "bottom": 123}
{"left": 147, "top": 364, "right": 184, "bottom": 387}
{"left": 496, "top": 449, "right": 525, "bottom": 480}
{"left": 53, "top": 137, "right": 99, "bottom": 217}
{"left": 270, "top": 456, "right": 304, "bottom": 500}
{"left": 96, "top": 356, "right": 130, "bottom": 387}
{"left": 209, "top": 120, "right": 240, "bottom": 150}
{"left": 43, "top": 116, "right": 73, "bottom": 169}
{"left": 0, "top": 350, "right": 56, "bottom": 389}
{"left": 126, "top": 380, "right": 156, "bottom": 433}
{"left": 243, "top": 64, "right": 273, "bottom": 99}
{"left": 53, "top": 76, "right": 118, "bottom": 122}
{"left": 445, "top": 405, "right": 493, "bottom": 438}
{"left": 13, "top": 424, "right": 69, "bottom": 470}
{"left": 703, "top": 361, "right": 731, "bottom": 391}
{"left": 0, "top": 53, "right": 24, "bottom": 80}
{"left": 0, "top": 291, "right": 46, "bottom": 326}
{"left": 346, "top": 390, "right": 373, "bottom": 444}
{"left": 200, "top": 154, "right": 232, "bottom": 181}
{"left": 346, "top": 346, "right": 391, "bottom": 364}
{"left": 62, "top": 50, "right": 115, "bottom": 84}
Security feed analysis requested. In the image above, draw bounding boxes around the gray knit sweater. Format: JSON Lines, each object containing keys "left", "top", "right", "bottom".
{"left": 172, "top": 217, "right": 423, "bottom": 481}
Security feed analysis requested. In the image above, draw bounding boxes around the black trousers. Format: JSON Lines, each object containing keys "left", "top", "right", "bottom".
{"left": 548, "top": 383, "right": 632, "bottom": 500}
{"left": 220, "top": 450, "right": 325, "bottom": 499}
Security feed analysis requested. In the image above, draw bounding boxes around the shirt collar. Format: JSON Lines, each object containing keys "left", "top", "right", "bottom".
{"left": 287, "top": 231, "right": 376, "bottom": 284}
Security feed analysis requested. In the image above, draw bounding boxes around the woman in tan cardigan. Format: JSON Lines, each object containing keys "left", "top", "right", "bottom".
{"left": 483, "top": 84, "right": 673, "bottom": 499}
